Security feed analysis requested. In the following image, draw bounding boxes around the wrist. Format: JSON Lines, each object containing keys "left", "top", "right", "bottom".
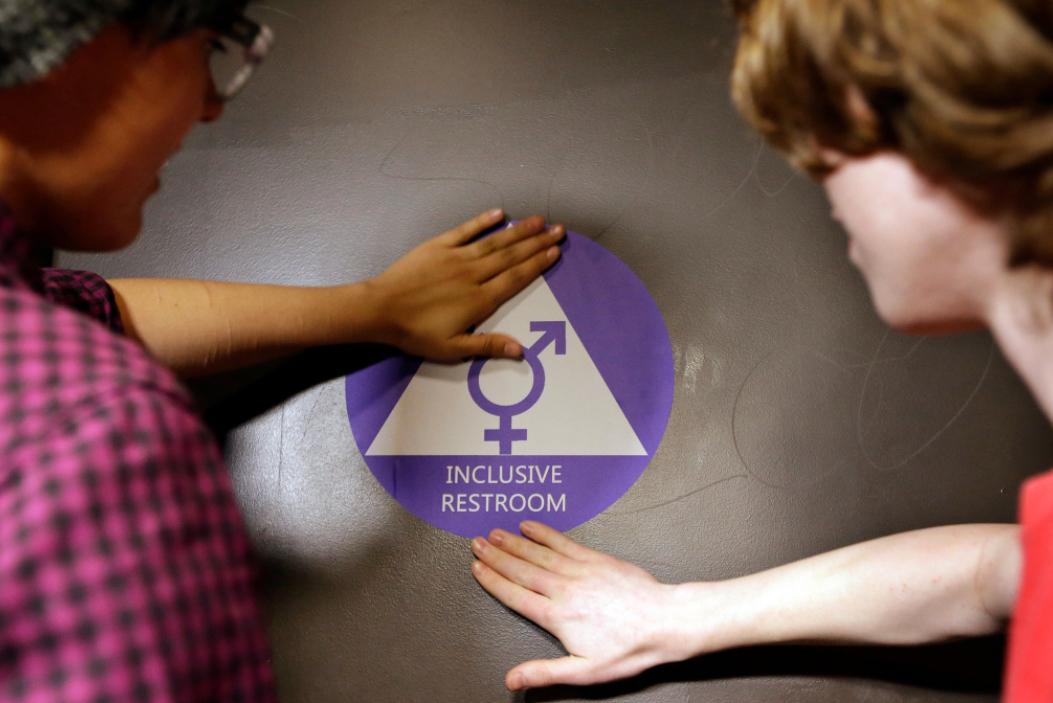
{"left": 333, "top": 280, "right": 390, "bottom": 347}
{"left": 653, "top": 582, "right": 719, "bottom": 662}
{"left": 663, "top": 580, "right": 759, "bottom": 659}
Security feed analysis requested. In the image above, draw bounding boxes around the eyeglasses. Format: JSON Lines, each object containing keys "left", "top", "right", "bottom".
{"left": 209, "top": 16, "right": 274, "bottom": 101}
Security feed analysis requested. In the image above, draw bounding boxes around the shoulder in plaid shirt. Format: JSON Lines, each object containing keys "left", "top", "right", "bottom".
{"left": 0, "top": 201, "right": 275, "bottom": 702}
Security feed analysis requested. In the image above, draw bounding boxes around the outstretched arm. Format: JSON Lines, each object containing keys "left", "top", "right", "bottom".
{"left": 471, "top": 521, "right": 1021, "bottom": 691}
{"left": 110, "top": 211, "right": 564, "bottom": 377}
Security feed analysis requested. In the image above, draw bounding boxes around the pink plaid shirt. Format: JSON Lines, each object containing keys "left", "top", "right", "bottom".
{"left": 0, "top": 202, "right": 275, "bottom": 702}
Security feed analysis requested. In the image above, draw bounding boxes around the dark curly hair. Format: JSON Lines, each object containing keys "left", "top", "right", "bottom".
{"left": 123, "top": 0, "right": 251, "bottom": 41}
{"left": 0, "top": 0, "right": 250, "bottom": 88}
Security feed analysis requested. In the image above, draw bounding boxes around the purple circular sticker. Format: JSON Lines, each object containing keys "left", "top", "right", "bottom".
{"left": 345, "top": 230, "right": 674, "bottom": 538}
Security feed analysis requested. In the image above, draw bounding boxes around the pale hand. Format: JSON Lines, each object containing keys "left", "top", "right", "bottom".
{"left": 360, "top": 210, "right": 564, "bottom": 362}
{"left": 471, "top": 521, "right": 694, "bottom": 691}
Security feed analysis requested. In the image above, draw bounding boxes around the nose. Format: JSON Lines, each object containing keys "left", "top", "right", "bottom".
{"left": 201, "top": 84, "right": 225, "bottom": 123}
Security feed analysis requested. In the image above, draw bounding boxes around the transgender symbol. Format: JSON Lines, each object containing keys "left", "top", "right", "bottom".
{"left": 467, "top": 320, "right": 566, "bottom": 454}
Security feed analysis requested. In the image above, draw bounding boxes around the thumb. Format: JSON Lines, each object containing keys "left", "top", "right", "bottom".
{"left": 506, "top": 656, "right": 600, "bottom": 691}
{"left": 451, "top": 333, "right": 524, "bottom": 360}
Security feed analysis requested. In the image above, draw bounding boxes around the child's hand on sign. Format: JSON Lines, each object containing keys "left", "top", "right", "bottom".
{"left": 361, "top": 210, "right": 565, "bottom": 363}
{"left": 470, "top": 521, "right": 692, "bottom": 691}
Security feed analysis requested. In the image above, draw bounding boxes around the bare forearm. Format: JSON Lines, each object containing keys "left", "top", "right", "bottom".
{"left": 108, "top": 214, "right": 565, "bottom": 377}
{"left": 677, "top": 524, "right": 1021, "bottom": 656}
{"left": 471, "top": 521, "right": 1022, "bottom": 689}
{"left": 110, "top": 278, "right": 378, "bottom": 377}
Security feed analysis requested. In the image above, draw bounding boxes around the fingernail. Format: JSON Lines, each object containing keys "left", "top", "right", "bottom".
{"left": 509, "top": 673, "right": 525, "bottom": 690}
{"left": 472, "top": 560, "right": 485, "bottom": 574}
{"left": 520, "top": 521, "right": 535, "bottom": 533}
{"left": 472, "top": 537, "right": 486, "bottom": 552}
{"left": 549, "top": 225, "right": 564, "bottom": 236}
{"left": 504, "top": 342, "right": 523, "bottom": 358}
{"left": 490, "top": 529, "right": 505, "bottom": 545}
{"left": 547, "top": 246, "right": 560, "bottom": 260}
{"left": 488, "top": 208, "right": 503, "bottom": 219}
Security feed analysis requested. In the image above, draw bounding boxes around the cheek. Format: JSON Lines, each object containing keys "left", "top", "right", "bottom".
{"left": 121, "top": 36, "right": 212, "bottom": 154}
{"left": 826, "top": 168, "right": 892, "bottom": 250}
{"left": 79, "top": 41, "right": 209, "bottom": 243}
{"left": 822, "top": 163, "right": 940, "bottom": 323}
{"left": 824, "top": 159, "right": 940, "bottom": 275}
{"left": 810, "top": 147, "right": 1015, "bottom": 336}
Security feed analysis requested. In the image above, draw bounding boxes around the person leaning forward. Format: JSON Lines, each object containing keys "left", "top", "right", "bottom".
{"left": 471, "top": 2, "right": 1053, "bottom": 701}
{"left": 0, "top": 2, "right": 565, "bottom": 700}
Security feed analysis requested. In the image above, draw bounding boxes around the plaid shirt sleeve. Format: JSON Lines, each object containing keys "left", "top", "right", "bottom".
{"left": 39, "top": 267, "right": 124, "bottom": 335}
{"left": 0, "top": 278, "right": 276, "bottom": 701}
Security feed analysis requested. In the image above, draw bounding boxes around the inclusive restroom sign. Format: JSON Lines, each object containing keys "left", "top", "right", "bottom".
{"left": 345, "top": 230, "right": 673, "bottom": 538}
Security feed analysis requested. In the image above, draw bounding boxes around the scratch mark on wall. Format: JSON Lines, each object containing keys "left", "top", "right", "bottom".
{"left": 809, "top": 335, "right": 927, "bottom": 371}
{"left": 590, "top": 110, "right": 661, "bottom": 243}
{"left": 591, "top": 209, "right": 628, "bottom": 243}
{"left": 276, "top": 405, "right": 287, "bottom": 490}
{"left": 731, "top": 350, "right": 792, "bottom": 490}
{"left": 377, "top": 127, "right": 506, "bottom": 208}
{"left": 255, "top": 5, "right": 303, "bottom": 22}
{"left": 544, "top": 152, "right": 569, "bottom": 223}
{"left": 754, "top": 161, "right": 798, "bottom": 198}
{"left": 300, "top": 390, "right": 323, "bottom": 441}
{"left": 856, "top": 336, "right": 995, "bottom": 471}
{"left": 670, "top": 81, "right": 708, "bottom": 154}
{"left": 605, "top": 474, "right": 746, "bottom": 515}
{"left": 701, "top": 139, "right": 764, "bottom": 220}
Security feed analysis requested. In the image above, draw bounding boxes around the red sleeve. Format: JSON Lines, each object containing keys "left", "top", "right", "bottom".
{"left": 1004, "top": 470, "right": 1053, "bottom": 702}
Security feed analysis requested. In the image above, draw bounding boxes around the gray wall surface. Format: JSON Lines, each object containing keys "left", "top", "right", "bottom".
{"left": 61, "top": 1, "right": 1053, "bottom": 701}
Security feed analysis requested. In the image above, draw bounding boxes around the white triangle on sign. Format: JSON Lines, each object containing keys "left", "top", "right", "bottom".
{"left": 366, "top": 277, "right": 647, "bottom": 456}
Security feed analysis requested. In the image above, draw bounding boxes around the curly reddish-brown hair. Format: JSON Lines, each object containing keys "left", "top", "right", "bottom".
{"left": 731, "top": 0, "right": 1053, "bottom": 264}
